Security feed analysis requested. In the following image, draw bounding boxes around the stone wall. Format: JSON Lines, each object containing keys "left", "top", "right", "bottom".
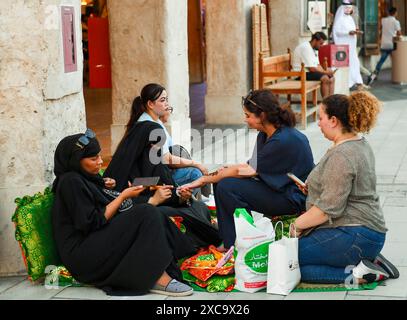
{"left": 0, "top": 0, "right": 86, "bottom": 276}
{"left": 269, "top": 0, "right": 305, "bottom": 55}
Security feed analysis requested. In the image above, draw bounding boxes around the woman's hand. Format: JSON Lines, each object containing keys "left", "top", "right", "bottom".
{"left": 179, "top": 176, "right": 207, "bottom": 190}
{"left": 103, "top": 177, "right": 116, "bottom": 189}
{"left": 295, "top": 181, "right": 308, "bottom": 195}
{"left": 148, "top": 185, "right": 174, "bottom": 206}
{"left": 178, "top": 187, "right": 192, "bottom": 201}
{"left": 121, "top": 185, "right": 146, "bottom": 199}
{"left": 290, "top": 222, "right": 303, "bottom": 238}
{"left": 216, "top": 166, "right": 228, "bottom": 174}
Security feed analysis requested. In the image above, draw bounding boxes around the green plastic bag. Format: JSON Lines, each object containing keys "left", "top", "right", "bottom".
{"left": 12, "top": 187, "right": 61, "bottom": 282}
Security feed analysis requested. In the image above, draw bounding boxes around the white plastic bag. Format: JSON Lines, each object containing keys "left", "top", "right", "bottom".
{"left": 234, "top": 209, "right": 275, "bottom": 293}
{"left": 307, "top": 0, "right": 324, "bottom": 34}
{"left": 267, "top": 222, "right": 301, "bottom": 295}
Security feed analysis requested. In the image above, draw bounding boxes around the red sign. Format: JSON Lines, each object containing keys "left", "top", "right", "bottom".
{"left": 88, "top": 17, "right": 112, "bottom": 88}
{"left": 319, "top": 44, "right": 349, "bottom": 68}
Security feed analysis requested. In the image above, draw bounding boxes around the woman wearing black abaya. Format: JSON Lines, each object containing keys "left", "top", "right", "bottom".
{"left": 103, "top": 84, "right": 222, "bottom": 250}
{"left": 51, "top": 129, "right": 195, "bottom": 296}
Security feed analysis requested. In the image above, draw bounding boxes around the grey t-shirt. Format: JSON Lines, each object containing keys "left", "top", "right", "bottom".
{"left": 306, "top": 137, "right": 387, "bottom": 234}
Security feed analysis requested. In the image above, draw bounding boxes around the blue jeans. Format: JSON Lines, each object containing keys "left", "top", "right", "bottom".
{"left": 172, "top": 167, "right": 203, "bottom": 194}
{"left": 299, "top": 226, "right": 386, "bottom": 284}
{"left": 374, "top": 49, "right": 393, "bottom": 74}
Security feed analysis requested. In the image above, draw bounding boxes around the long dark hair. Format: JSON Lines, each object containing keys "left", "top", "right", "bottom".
{"left": 122, "top": 83, "right": 166, "bottom": 139}
{"left": 243, "top": 89, "right": 296, "bottom": 128}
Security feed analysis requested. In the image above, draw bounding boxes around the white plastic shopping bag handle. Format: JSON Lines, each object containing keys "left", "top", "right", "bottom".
{"left": 274, "top": 221, "right": 298, "bottom": 239}
{"left": 289, "top": 223, "right": 298, "bottom": 239}
{"left": 274, "top": 220, "right": 284, "bottom": 240}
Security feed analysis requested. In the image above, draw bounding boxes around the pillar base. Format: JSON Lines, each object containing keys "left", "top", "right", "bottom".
{"left": 334, "top": 68, "right": 350, "bottom": 95}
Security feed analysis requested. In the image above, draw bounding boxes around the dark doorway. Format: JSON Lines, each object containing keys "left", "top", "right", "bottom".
{"left": 81, "top": 0, "right": 112, "bottom": 163}
{"left": 188, "top": 0, "right": 207, "bottom": 125}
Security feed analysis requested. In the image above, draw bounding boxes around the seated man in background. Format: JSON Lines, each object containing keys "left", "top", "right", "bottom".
{"left": 293, "top": 32, "right": 335, "bottom": 98}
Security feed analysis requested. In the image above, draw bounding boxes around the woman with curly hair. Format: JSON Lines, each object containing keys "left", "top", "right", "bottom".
{"left": 291, "top": 91, "right": 399, "bottom": 285}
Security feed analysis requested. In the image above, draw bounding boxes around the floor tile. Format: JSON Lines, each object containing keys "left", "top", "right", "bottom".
{"left": 383, "top": 206, "right": 407, "bottom": 223}
{"left": 347, "top": 267, "right": 407, "bottom": 298}
{"left": 380, "top": 243, "right": 407, "bottom": 267}
{"left": 284, "top": 291, "right": 346, "bottom": 300}
{"left": 385, "top": 222, "right": 407, "bottom": 242}
{"left": 0, "top": 276, "right": 25, "bottom": 294}
{"left": 53, "top": 286, "right": 109, "bottom": 300}
{"left": 0, "top": 279, "right": 64, "bottom": 300}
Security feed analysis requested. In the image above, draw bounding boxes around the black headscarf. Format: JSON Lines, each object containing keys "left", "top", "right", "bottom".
{"left": 52, "top": 133, "right": 104, "bottom": 191}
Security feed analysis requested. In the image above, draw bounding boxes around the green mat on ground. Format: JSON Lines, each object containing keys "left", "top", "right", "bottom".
{"left": 189, "top": 281, "right": 380, "bottom": 293}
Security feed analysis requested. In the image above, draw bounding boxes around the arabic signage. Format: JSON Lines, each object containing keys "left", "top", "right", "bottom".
{"left": 244, "top": 241, "right": 272, "bottom": 274}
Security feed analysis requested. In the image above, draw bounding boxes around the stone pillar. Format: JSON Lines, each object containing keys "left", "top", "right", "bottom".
{"left": 0, "top": 0, "right": 86, "bottom": 276}
{"left": 108, "top": 0, "right": 191, "bottom": 152}
{"left": 205, "top": 0, "right": 260, "bottom": 124}
{"left": 269, "top": 0, "right": 303, "bottom": 55}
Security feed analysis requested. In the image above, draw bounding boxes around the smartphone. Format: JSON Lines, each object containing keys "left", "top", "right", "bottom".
{"left": 287, "top": 172, "right": 306, "bottom": 188}
{"left": 132, "top": 176, "right": 160, "bottom": 187}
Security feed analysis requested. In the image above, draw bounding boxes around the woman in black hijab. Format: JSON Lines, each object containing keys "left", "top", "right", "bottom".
{"left": 51, "top": 129, "right": 195, "bottom": 296}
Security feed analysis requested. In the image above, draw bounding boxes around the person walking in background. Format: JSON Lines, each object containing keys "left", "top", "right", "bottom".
{"left": 367, "top": 7, "right": 402, "bottom": 86}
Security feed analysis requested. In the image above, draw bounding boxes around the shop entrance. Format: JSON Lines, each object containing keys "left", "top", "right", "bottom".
{"left": 81, "top": 0, "right": 112, "bottom": 163}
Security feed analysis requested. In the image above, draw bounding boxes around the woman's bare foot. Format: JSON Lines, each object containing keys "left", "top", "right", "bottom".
{"left": 156, "top": 271, "right": 172, "bottom": 287}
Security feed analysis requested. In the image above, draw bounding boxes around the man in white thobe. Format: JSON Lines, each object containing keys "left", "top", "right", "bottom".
{"left": 333, "top": 0, "right": 367, "bottom": 89}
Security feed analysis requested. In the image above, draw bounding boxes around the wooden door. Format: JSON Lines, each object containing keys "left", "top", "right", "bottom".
{"left": 88, "top": 17, "right": 112, "bottom": 88}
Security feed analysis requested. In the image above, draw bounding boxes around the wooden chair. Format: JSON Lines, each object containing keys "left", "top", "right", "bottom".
{"left": 259, "top": 50, "right": 320, "bottom": 129}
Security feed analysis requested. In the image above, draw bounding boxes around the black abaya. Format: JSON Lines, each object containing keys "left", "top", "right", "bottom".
{"left": 104, "top": 120, "right": 222, "bottom": 249}
{"left": 157, "top": 200, "right": 222, "bottom": 250}
{"left": 52, "top": 172, "right": 195, "bottom": 295}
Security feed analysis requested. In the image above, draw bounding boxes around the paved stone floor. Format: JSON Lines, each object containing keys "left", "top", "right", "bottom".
{"left": 1, "top": 71, "right": 406, "bottom": 300}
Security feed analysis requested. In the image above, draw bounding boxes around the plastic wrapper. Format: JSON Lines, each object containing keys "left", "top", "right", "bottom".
{"left": 181, "top": 245, "right": 235, "bottom": 288}
{"left": 44, "top": 266, "right": 81, "bottom": 288}
{"left": 169, "top": 216, "right": 186, "bottom": 233}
